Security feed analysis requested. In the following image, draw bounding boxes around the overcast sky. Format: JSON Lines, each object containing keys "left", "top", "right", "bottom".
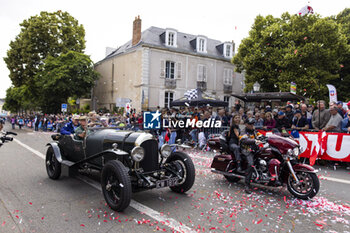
{"left": 0, "top": 0, "right": 349, "bottom": 98}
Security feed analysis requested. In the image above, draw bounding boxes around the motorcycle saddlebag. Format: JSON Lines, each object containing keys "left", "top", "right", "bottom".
{"left": 211, "top": 154, "right": 233, "bottom": 172}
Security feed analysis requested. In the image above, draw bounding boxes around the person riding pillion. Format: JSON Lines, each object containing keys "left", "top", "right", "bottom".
{"left": 239, "top": 118, "right": 262, "bottom": 194}
{"left": 228, "top": 114, "right": 242, "bottom": 172}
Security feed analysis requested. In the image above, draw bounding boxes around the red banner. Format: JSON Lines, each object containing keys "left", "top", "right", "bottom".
{"left": 258, "top": 130, "right": 350, "bottom": 163}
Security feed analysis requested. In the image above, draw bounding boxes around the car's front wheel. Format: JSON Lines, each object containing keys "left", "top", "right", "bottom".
{"left": 46, "top": 146, "right": 61, "bottom": 180}
{"left": 166, "top": 151, "right": 195, "bottom": 193}
{"left": 101, "top": 160, "right": 132, "bottom": 212}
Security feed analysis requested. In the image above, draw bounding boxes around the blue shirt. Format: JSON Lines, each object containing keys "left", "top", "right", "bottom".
{"left": 341, "top": 117, "right": 350, "bottom": 133}
{"left": 60, "top": 121, "right": 79, "bottom": 135}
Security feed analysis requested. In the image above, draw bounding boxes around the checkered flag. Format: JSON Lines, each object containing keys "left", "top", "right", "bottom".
{"left": 184, "top": 89, "right": 198, "bottom": 100}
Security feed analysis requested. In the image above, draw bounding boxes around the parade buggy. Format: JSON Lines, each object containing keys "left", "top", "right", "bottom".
{"left": 45, "top": 128, "right": 195, "bottom": 211}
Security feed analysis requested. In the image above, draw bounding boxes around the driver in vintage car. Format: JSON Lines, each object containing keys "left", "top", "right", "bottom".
{"left": 74, "top": 116, "right": 89, "bottom": 140}
{"left": 239, "top": 118, "right": 262, "bottom": 194}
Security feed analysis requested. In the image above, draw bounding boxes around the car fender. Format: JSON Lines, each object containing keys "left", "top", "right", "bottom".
{"left": 292, "top": 163, "right": 317, "bottom": 173}
{"left": 46, "top": 142, "right": 63, "bottom": 163}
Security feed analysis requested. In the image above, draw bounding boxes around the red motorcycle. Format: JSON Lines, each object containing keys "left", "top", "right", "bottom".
{"left": 209, "top": 131, "right": 319, "bottom": 199}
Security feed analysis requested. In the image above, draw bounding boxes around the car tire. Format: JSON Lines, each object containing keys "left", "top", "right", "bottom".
{"left": 101, "top": 160, "right": 132, "bottom": 212}
{"left": 46, "top": 146, "right": 61, "bottom": 180}
{"left": 166, "top": 151, "right": 195, "bottom": 193}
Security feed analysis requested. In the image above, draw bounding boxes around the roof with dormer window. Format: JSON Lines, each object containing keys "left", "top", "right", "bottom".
{"left": 98, "top": 27, "right": 234, "bottom": 64}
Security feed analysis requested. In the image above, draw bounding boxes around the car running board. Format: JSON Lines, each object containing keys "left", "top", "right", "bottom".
{"left": 211, "top": 168, "right": 245, "bottom": 179}
{"left": 61, "top": 160, "right": 75, "bottom": 167}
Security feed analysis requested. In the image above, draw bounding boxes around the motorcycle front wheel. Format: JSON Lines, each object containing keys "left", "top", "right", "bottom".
{"left": 287, "top": 171, "right": 319, "bottom": 200}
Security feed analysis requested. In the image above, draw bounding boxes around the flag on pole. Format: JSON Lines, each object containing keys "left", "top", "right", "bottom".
{"left": 290, "top": 82, "right": 297, "bottom": 94}
{"left": 326, "top": 84, "right": 338, "bottom": 103}
{"left": 184, "top": 89, "right": 198, "bottom": 100}
{"left": 298, "top": 5, "right": 314, "bottom": 16}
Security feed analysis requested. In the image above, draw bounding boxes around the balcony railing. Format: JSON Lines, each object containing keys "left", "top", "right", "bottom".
{"left": 197, "top": 81, "right": 207, "bottom": 91}
{"left": 223, "top": 84, "right": 232, "bottom": 93}
{"left": 164, "top": 79, "right": 176, "bottom": 89}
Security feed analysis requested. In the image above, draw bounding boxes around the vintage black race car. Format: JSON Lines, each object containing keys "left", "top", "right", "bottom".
{"left": 45, "top": 128, "right": 195, "bottom": 211}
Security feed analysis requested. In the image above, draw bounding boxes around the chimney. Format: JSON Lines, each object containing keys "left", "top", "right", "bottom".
{"left": 132, "top": 15, "right": 142, "bottom": 46}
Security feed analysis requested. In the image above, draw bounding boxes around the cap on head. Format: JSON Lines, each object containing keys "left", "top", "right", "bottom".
{"left": 278, "top": 111, "right": 285, "bottom": 116}
{"left": 72, "top": 115, "right": 80, "bottom": 120}
{"left": 245, "top": 118, "right": 255, "bottom": 125}
{"left": 286, "top": 105, "right": 293, "bottom": 109}
{"left": 294, "top": 110, "right": 301, "bottom": 115}
{"left": 79, "top": 116, "right": 87, "bottom": 121}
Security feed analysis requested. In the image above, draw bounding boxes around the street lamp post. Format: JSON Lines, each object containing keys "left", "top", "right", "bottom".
{"left": 253, "top": 82, "right": 261, "bottom": 92}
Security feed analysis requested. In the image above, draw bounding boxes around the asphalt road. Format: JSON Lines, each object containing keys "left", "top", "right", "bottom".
{"left": 0, "top": 124, "right": 349, "bottom": 233}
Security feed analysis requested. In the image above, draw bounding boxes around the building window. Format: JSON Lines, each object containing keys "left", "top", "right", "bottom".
{"left": 197, "top": 37, "right": 207, "bottom": 53}
{"left": 224, "top": 96, "right": 230, "bottom": 103}
{"left": 223, "top": 69, "right": 233, "bottom": 85}
{"left": 223, "top": 43, "right": 232, "bottom": 58}
{"left": 197, "top": 64, "right": 207, "bottom": 82}
{"left": 168, "top": 32, "right": 174, "bottom": 46}
{"left": 166, "top": 30, "right": 177, "bottom": 47}
{"left": 165, "top": 92, "right": 174, "bottom": 108}
{"left": 165, "top": 61, "right": 175, "bottom": 79}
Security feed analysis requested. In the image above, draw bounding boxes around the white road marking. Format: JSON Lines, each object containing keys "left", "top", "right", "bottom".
{"left": 319, "top": 175, "right": 350, "bottom": 185}
{"left": 13, "top": 138, "right": 196, "bottom": 233}
{"left": 13, "top": 138, "right": 45, "bottom": 159}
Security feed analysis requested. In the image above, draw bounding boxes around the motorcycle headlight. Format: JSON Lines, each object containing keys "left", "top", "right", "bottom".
{"left": 293, "top": 147, "right": 300, "bottom": 157}
{"left": 287, "top": 149, "right": 293, "bottom": 156}
{"left": 160, "top": 144, "right": 172, "bottom": 158}
{"left": 131, "top": 146, "right": 145, "bottom": 162}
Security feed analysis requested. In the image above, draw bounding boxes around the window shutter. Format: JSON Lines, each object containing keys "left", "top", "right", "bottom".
{"left": 176, "top": 62, "right": 182, "bottom": 79}
{"left": 159, "top": 91, "right": 165, "bottom": 108}
{"left": 223, "top": 69, "right": 227, "bottom": 85}
{"left": 160, "top": 60, "right": 165, "bottom": 78}
{"left": 197, "top": 65, "right": 203, "bottom": 81}
{"left": 203, "top": 65, "right": 207, "bottom": 82}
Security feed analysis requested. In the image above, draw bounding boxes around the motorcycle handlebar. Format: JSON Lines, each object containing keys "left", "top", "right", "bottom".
{"left": 6, "top": 131, "right": 17, "bottom": 136}
{"left": 1, "top": 136, "right": 13, "bottom": 142}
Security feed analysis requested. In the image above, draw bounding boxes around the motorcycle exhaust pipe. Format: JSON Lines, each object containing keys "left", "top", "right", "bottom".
{"left": 211, "top": 169, "right": 245, "bottom": 179}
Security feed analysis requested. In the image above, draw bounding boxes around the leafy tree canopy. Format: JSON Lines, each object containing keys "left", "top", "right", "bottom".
{"left": 4, "top": 11, "right": 85, "bottom": 88}
{"left": 36, "top": 51, "right": 99, "bottom": 113}
{"left": 233, "top": 12, "right": 349, "bottom": 100}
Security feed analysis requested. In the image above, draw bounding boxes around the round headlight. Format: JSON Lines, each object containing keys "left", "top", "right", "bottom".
{"left": 131, "top": 146, "right": 144, "bottom": 162}
{"left": 160, "top": 144, "right": 172, "bottom": 158}
{"left": 287, "top": 149, "right": 293, "bottom": 156}
{"left": 293, "top": 147, "right": 300, "bottom": 156}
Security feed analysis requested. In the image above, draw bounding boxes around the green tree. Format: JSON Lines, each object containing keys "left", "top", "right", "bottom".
{"left": 233, "top": 13, "right": 349, "bottom": 100}
{"left": 4, "top": 11, "right": 85, "bottom": 88}
{"left": 35, "top": 51, "right": 99, "bottom": 113}
{"left": 330, "top": 8, "right": 350, "bottom": 100}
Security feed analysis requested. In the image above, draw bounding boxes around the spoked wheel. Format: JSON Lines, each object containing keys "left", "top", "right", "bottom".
{"left": 165, "top": 151, "right": 195, "bottom": 193}
{"left": 101, "top": 160, "right": 131, "bottom": 212}
{"left": 46, "top": 146, "right": 61, "bottom": 180}
{"left": 287, "top": 171, "right": 319, "bottom": 200}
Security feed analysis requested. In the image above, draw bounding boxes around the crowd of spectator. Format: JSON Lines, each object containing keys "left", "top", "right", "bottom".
{"left": 3, "top": 100, "right": 350, "bottom": 144}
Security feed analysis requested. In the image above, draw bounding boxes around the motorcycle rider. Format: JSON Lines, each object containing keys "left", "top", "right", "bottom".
{"left": 228, "top": 114, "right": 242, "bottom": 172}
{"left": 239, "top": 118, "right": 262, "bottom": 194}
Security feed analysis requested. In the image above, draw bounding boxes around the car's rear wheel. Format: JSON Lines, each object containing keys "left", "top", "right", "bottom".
{"left": 166, "top": 151, "right": 195, "bottom": 193}
{"left": 101, "top": 160, "right": 131, "bottom": 212}
{"left": 46, "top": 146, "right": 61, "bottom": 180}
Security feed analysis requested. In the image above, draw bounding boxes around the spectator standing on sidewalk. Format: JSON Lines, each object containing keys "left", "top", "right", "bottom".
{"left": 322, "top": 106, "right": 343, "bottom": 132}
{"left": 312, "top": 100, "right": 331, "bottom": 130}
{"left": 18, "top": 117, "right": 24, "bottom": 129}
{"left": 341, "top": 112, "right": 350, "bottom": 133}
{"left": 11, "top": 117, "right": 16, "bottom": 129}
